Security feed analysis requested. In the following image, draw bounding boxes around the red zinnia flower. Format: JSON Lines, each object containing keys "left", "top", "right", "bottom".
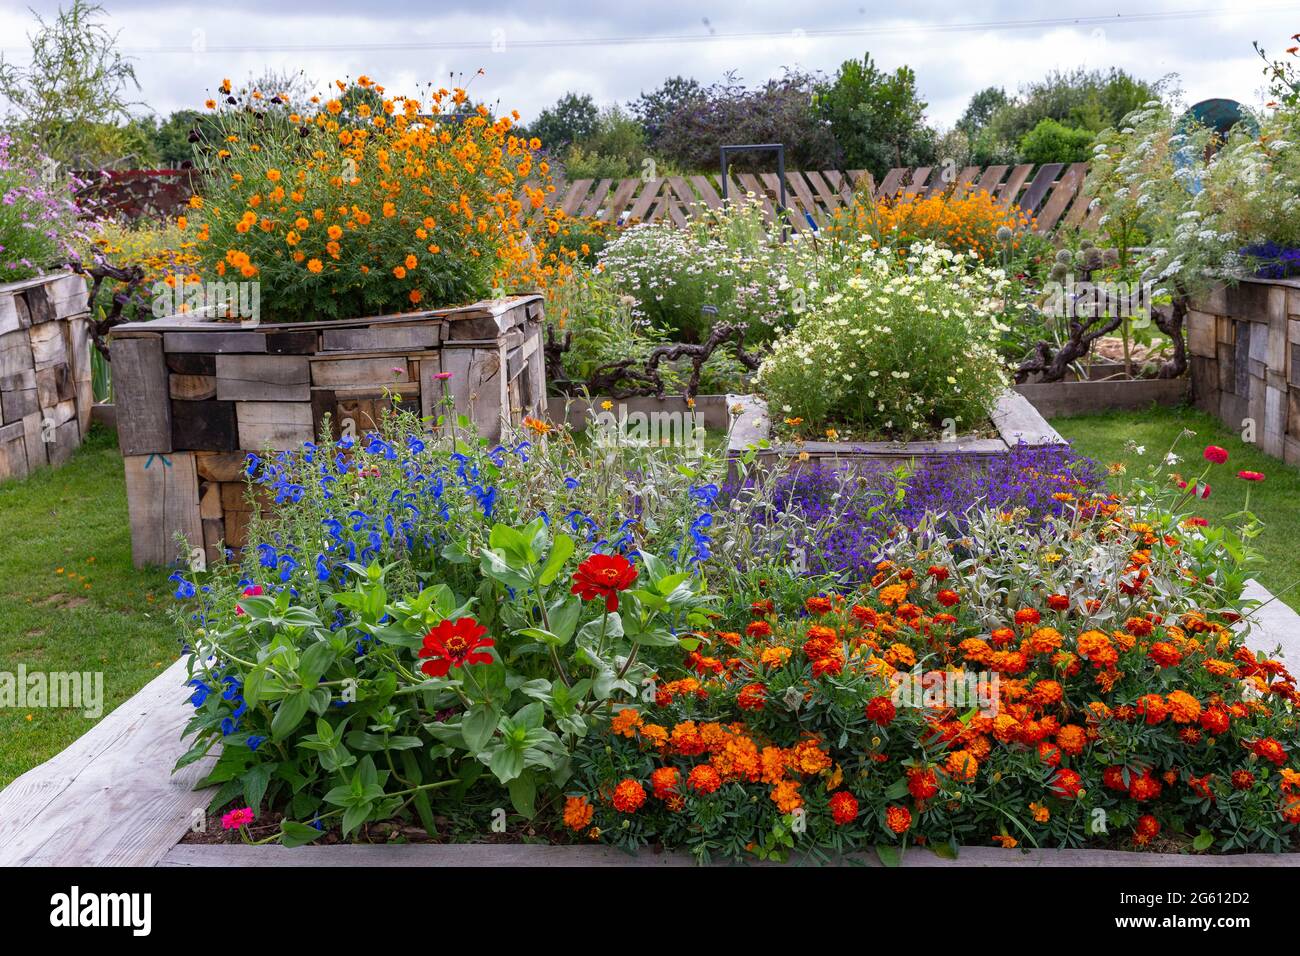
{"left": 418, "top": 617, "right": 494, "bottom": 677}
{"left": 235, "top": 584, "right": 264, "bottom": 615}
{"left": 1203, "top": 445, "right": 1228, "bottom": 464}
{"left": 1237, "top": 470, "right": 1265, "bottom": 482}
{"left": 571, "top": 553, "right": 638, "bottom": 612}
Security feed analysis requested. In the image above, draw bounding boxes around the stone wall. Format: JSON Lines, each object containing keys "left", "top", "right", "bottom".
{"left": 1186, "top": 279, "right": 1300, "bottom": 465}
{"left": 0, "top": 273, "right": 93, "bottom": 479}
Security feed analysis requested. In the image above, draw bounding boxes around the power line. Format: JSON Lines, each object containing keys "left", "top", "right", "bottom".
{"left": 2, "top": 3, "right": 1294, "bottom": 56}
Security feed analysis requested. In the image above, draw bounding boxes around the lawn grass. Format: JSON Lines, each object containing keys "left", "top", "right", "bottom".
{"left": 0, "top": 426, "right": 178, "bottom": 787}
{"left": 1052, "top": 403, "right": 1300, "bottom": 612}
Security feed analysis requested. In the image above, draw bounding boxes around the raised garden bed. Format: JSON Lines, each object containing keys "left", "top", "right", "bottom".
{"left": 1014, "top": 377, "right": 1188, "bottom": 418}
{"left": 727, "top": 390, "right": 1064, "bottom": 471}
{"left": 1186, "top": 278, "right": 1300, "bottom": 465}
{"left": 106, "top": 294, "right": 547, "bottom": 567}
{"left": 0, "top": 272, "right": 93, "bottom": 479}
{"left": 4, "top": 578, "right": 1295, "bottom": 868}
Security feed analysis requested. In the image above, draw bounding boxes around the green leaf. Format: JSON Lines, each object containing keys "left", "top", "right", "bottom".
{"left": 508, "top": 771, "right": 537, "bottom": 818}
{"left": 462, "top": 704, "right": 499, "bottom": 751}
{"left": 280, "top": 821, "right": 325, "bottom": 848}
{"left": 538, "top": 533, "right": 575, "bottom": 586}
{"left": 341, "top": 801, "right": 373, "bottom": 837}
{"left": 271, "top": 690, "right": 312, "bottom": 741}
{"left": 548, "top": 595, "right": 582, "bottom": 644}
{"left": 242, "top": 762, "right": 275, "bottom": 811}
{"left": 1193, "top": 829, "right": 1214, "bottom": 852}
{"left": 489, "top": 745, "right": 525, "bottom": 784}
{"left": 875, "top": 844, "right": 903, "bottom": 867}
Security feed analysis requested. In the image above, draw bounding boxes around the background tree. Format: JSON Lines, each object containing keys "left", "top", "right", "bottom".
{"left": 813, "top": 54, "right": 934, "bottom": 179}
{"left": 631, "top": 76, "right": 704, "bottom": 147}
{"left": 656, "top": 69, "right": 841, "bottom": 172}
{"left": 562, "top": 105, "right": 655, "bottom": 180}
{"left": 529, "top": 92, "right": 601, "bottom": 153}
{"left": 0, "top": 0, "right": 144, "bottom": 169}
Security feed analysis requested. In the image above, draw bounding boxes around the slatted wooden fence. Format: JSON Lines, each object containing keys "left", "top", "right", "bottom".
{"left": 556, "top": 162, "right": 1098, "bottom": 237}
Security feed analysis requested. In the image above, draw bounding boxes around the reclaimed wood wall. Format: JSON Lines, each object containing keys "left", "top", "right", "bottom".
{"left": 108, "top": 294, "right": 546, "bottom": 567}
{"left": 0, "top": 273, "right": 93, "bottom": 480}
{"left": 555, "top": 162, "right": 1098, "bottom": 236}
{"left": 1188, "top": 279, "right": 1300, "bottom": 466}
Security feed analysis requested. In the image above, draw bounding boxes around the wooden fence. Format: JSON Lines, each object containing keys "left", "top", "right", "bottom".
{"left": 556, "top": 162, "right": 1099, "bottom": 237}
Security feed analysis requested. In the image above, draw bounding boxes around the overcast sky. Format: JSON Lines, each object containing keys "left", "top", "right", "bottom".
{"left": 0, "top": 0, "right": 1293, "bottom": 129}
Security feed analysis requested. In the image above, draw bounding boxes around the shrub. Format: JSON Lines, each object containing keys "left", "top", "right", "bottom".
{"left": 0, "top": 134, "right": 86, "bottom": 281}
{"left": 755, "top": 242, "right": 1011, "bottom": 439}
{"left": 1018, "top": 118, "right": 1095, "bottom": 165}
{"left": 596, "top": 197, "right": 797, "bottom": 344}
{"left": 182, "top": 76, "right": 550, "bottom": 322}
{"left": 825, "top": 188, "right": 1033, "bottom": 261}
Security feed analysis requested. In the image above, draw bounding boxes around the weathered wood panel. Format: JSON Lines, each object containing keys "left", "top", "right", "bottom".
{"left": 172, "top": 399, "right": 239, "bottom": 451}
{"left": 123, "top": 452, "right": 204, "bottom": 567}
{"left": 236, "top": 400, "right": 313, "bottom": 450}
{"left": 111, "top": 334, "right": 173, "bottom": 456}
{"left": 216, "top": 353, "right": 311, "bottom": 402}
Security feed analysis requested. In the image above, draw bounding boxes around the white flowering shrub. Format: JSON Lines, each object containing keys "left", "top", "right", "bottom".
{"left": 596, "top": 197, "right": 799, "bottom": 343}
{"left": 755, "top": 242, "right": 1011, "bottom": 439}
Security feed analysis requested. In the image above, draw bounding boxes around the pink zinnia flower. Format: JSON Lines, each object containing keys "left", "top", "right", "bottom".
{"left": 1237, "top": 470, "right": 1265, "bottom": 482}
{"left": 1203, "top": 445, "right": 1229, "bottom": 465}
{"left": 433, "top": 371, "right": 453, "bottom": 380}
{"left": 221, "top": 807, "right": 255, "bottom": 830}
{"left": 235, "top": 584, "right": 263, "bottom": 616}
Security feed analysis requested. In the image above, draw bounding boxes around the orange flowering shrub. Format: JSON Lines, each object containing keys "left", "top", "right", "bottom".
{"left": 570, "top": 480, "right": 1300, "bottom": 860}
{"left": 183, "top": 75, "right": 553, "bottom": 321}
{"left": 827, "top": 188, "right": 1032, "bottom": 260}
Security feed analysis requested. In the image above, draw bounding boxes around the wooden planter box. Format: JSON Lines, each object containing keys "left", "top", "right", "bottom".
{"left": 1186, "top": 278, "right": 1300, "bottom": 465}
{"left": 0, "top": 272, "right": 93, "bottom": 479}
{"left": 727, "top": 391, "right": 1065, "bottom": 472}
{"left": 107, "top": 294, "right": 546, "bottom": 568}
{"left": 1014, "top": 377, "right": 1189, "bottom": 419}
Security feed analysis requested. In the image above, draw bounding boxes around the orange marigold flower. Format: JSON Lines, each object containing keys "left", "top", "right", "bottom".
{"left": 878, "top": 583, "right": 908, "bottom": 606}
{"left": 563, "top": 795, "right": 594, "bottom": 831}
{"left": 805, "top": 595, "right": 833, "bottom": 615}
{"left": 737, "top": 682, "right": 767, "bottom": 711}
{"left": 771, "top": 779, "right": 802, "bottom": 814}
{"left": 936, "top": 589, "right": 960, "bottom": 607}
{"left": 1165, "top": 690, "right": 1201, "bottom": 724}
{"left": 610, "top": 707, "right": 642, "bottom": 738}
{"left": 611, "top": 779, "right": 646, "bottom": 813}
{"left": 1056, "top": 724, "right": 1088, "bottom": 756}
{"left": 1148, "top": 642, "right": 1182, "bottom": 667}
{"left": 1014, "top": 607, "right": 1041, "bottom": 629}
{"left": 885, "top": 805, "right": 912, "bottom": 834}
{"left": 686, "top": 764, "right": 723, "bottom": 794}
{"left": 829, "top": 790, "right": 859, "bottom": 825}
{"left": 865, "top": 695, "right": 896, "bottom": 726}
{"left": 945, "top": 749, "right": 978, "bottom": 782}
{"left": 1049, "top": 767, "right": 1083, "bottom": 799}
{"left": 1132, "top": 814, "right": 1160, "bottom": 846}
{"left": 907, "top": 766, "right": 939, "bottom": 799}
{"left": 1252, "top": 737, "right": 1288, "bottom": 766}
{"left": 649, "top": 766, "right": 680, "bottom": 800}
{"left": 1136, "top": 693, "right": 1169, "bottom": 725}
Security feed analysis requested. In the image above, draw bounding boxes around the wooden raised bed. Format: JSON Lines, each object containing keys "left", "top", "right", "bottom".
{"left": 2, "top": 580, "right": 1295, "bottom": 868}
{"left": 1014, "top": 378, "right": 1189, "bottom": 419}
{"left": 1186, "top": 278, "right": 1300, "bottom": 465}
{"left": 108, "top": 294, "right": 547, "bottom": 568}
{"left": 0, "top": 272, "right": 93, "bottom": 479}
{"left": 727, "top": 391, "right": 1065, "bottom": 471}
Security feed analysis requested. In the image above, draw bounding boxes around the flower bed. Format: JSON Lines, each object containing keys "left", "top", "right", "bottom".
{"left": 163, "top": 408, "right": 1299, "bottom": 859}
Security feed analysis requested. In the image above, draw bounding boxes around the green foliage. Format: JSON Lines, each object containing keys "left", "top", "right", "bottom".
{"left": 1018, "top": 118, "right": 1095, "bottom": 165}
{"left": 529, "top": 92, "right": 601, "bottom": 153}
{"left": 814, "top": 53, "right": 935, "bottom": 178}
{"left": 630, "top": 76, "right": 705, "bottom": 146}
{"left": 0, "top": 1, "right": 142, "bottom": 169}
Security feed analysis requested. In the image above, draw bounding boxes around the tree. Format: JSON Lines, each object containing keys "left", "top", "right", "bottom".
{"left": 0, "top": 1, "right": 142, "bottom": 169}
{"left": 529, "top": 92, "right": 601, "bottom": 153}
{"left": 656, "top": 70, "right": 841, "bottom": 172}
{"left": 562, "top": 105, "right": 653, "bottom": 180}
{"left": 631, "top": 76, "right": 704, "bottom": 146}
{"left": 813, "top": 54, "right": 934, "bottom": 179}
{"left": 956, "top": 86, "right": 1009, "bottom": 138}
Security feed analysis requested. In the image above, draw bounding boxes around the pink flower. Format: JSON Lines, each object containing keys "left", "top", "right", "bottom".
{"left": 433, "top": 371, "right": 453, "bottom": 380}
{"left": 235, "top": 584, "right": 263, "bottom": 616}
{"left": 1237, "top": 470, "right": 1265, "bottom": 482}
{"left": 1203, "top": 445, "right": 1229, "bottom": 465}
{"left": 221, "top": 807, "right": 254, "bottom": 830}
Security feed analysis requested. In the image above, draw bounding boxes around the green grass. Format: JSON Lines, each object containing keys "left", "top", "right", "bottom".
{"left": 1053, "top": 404, "right": 1300, "bottom": 612}
{"left": 0, "top": 427, "right": 177, "bottom": 787}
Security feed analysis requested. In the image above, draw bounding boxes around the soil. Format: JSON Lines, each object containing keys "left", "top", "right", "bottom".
{"left": 179, "top": 809, "right": 571, "bottom": 846}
